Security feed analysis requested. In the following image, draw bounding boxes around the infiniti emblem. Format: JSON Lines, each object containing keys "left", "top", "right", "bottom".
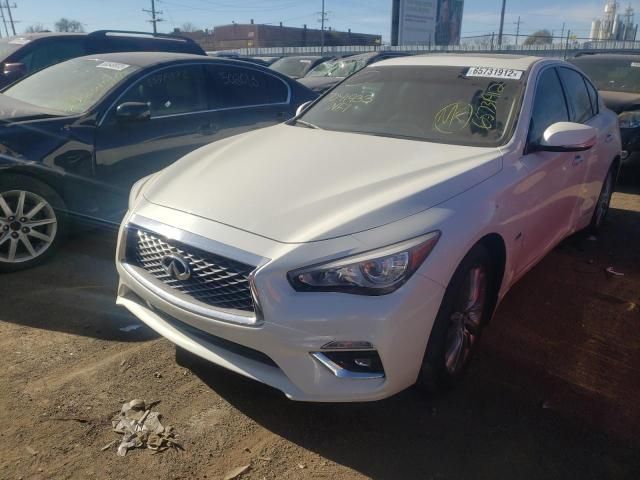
{"left": 160, "top": 254, "right": 191, "bottom": 281}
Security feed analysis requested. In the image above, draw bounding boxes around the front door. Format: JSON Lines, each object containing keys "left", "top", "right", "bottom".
{"left": 515, "top": 67, "right": 579, "bottom": 274}
{"left": 94, "top": 64, "right": 218, "bottom": 220}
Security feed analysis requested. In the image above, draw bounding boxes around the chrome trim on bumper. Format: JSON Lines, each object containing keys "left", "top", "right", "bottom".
{"left": 311, "top": 352, "right": 386, "bottom": 380}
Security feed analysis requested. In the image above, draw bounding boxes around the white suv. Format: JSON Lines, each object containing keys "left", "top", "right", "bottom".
{"left": 115, "top": 54, "right": 621, "bottom": 402}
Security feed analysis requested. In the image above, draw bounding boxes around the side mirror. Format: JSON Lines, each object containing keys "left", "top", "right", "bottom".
{"left": 116, "top": 102, "right": 151, "bottom": 122}
{"left": 536, "top": 122, "right": 597, "bottom": 152}
{"left": 295, "top": 101, "right": 313, "bottom": 117}
{"left": 3, "top": 62, "right": 26, "bottom": 80}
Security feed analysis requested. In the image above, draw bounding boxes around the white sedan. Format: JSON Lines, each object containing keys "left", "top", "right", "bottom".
{"left": 115, "top": 54, "right": 621, "bottom": 402}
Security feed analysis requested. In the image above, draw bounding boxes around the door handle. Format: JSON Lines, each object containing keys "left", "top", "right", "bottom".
{"left": 573, "top": 154, "right": 585, "bottom": 165}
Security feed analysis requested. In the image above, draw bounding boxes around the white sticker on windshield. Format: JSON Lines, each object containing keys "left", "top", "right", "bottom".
{"left": 96, "top": 61, "right": 130, "bottom": 71}
{"left": 632, "top": 62, "right": 640, "bottom": 68}
{"left": 466, "top": 67, "right": 523, "bottom": 80}
{"left": 9, "top": 37, "right": 31, "bottom": 45}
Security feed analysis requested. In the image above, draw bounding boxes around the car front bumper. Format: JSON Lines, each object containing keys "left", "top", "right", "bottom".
{"left": 115, "top": 204, "right": 445, "bottom": 402}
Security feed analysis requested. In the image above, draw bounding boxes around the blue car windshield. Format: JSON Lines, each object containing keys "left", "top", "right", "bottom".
{"left": 3, "top": 57, "right": 141, "bottom": 115}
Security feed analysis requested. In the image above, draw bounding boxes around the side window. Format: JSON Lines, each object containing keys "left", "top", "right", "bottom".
{"left": 528, "top": 68, "right": 569, "bottom": 146}
{"left": 584, "top": 78, "right": 599, "bottom": 115}
{"left": 557, "top": 67, "right": 594, "bottom": 123}
{"left": 17, "top": 39, "right": 86, "bottom": 74}
{"left": 204, "top": 65, "right": 288, "bottom": 109}
{"left": 119, "top": 65, "right": 207, "bottom": 118}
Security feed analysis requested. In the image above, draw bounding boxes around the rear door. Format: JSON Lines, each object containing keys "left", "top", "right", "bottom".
{"left": 203, "top": 63, "right": 293, "bottom": 139}
{"left": 94, "top": 63, "right": 215, "bottom": 197}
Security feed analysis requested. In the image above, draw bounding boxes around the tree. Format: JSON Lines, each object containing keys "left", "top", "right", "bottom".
{"left": 180, "top": 22, "right": 199, "bottom": 32}
{"left": 523, "top": 29, "right": 553, "bottom": 46}
{"left": 24, "top": 23, "right": 47, "bottom": 33}
{"left": 54, "top": 18, "right": 84, "bottom": 33}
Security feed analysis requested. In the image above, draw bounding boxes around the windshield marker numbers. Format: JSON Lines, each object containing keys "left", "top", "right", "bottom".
{"left": 466, "top": 67, "right": 523, "bottom": 80}
{"left": 96, "top": 61, "right": 130, "bottom": 71}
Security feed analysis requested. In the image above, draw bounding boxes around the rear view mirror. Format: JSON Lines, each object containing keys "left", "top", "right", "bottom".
{"left": 116, "top": 102, "right": 151, "bottom": 122}
{"left": 3, "top": 62, "right": 26, "bottom": 80}
{"left": 296, "top": 101, "right": 313, "bottom": 117}
{"left": 536, "top": 122, "right": 597, "bottom": 152}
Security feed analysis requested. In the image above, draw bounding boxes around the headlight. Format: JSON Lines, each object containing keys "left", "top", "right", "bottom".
{"left": 128, "top": 174, "right": 155, "bottom": 209}
{"left": 288, "top": 231, "right": 441, "bottom": 295}
{"left": 619, "top": 110, "right": 640, "bottom": 129}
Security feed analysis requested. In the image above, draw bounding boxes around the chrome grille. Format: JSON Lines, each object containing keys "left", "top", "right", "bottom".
{"left": 125, "top": 226, "right": 256, "bottom": 313}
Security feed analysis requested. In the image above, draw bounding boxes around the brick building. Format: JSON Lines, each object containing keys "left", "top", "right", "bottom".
{"left": 178, "top": 23, "right": 382, "bottom": 51}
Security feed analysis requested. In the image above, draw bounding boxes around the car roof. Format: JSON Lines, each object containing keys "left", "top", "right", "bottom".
{"left": 276, "top": 56, "right": 325, "bottom": 60}
{"left": 571, "top": 53, "right": 640, "bottom": 61}
{"left": 375, "top": 53, "right": 543, "bottom": 70}
{"left": 73, "top": 51, "right": 249, "bottom": 68}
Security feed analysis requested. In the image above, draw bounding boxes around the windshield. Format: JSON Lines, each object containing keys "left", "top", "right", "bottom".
{"left": 3, "top": 57, "right": 140, "bottom": 114}
{"left": 569, "top": 57, "right": 640, "bottom": 93}
{"left": 307, "top": 57, "right": 367, "bottom": 78}
{"left": 299, "top": 65, "right": 525, "bottom": 147}
{"left": 270, "top": 57, "right": 317, "bottom": 78}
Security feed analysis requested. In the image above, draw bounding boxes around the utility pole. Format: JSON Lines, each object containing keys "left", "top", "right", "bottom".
{"left": 514, "top": 16, "right": 522, "bottom": 45}
{"left": 4, "top": 1, "right": 15, "bottom": 36}
{"left": 498, "top": 0, "right": 506, "bottom": 46}
{"left": 143, "top": 0, "right": 163, "bottom": 34}
{"left": 318, "top": 0, "right": 328, "bottom": 54}
{"left": 560, "top": 22, "right": 566, "bottom": 45}
{"left": 0, "top": 4, "right": 9, "bottom": 37}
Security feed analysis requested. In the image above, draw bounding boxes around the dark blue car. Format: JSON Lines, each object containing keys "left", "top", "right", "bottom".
{"left": 0, "top": 51, "right": 317, "bottom": 271}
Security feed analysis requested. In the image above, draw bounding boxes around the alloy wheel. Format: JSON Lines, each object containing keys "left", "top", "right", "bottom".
{"left": 444, "top": 265, "right": 488, "bottom": 376}
{"left": 0, "top": 190, "right": 58, "bottom": 264}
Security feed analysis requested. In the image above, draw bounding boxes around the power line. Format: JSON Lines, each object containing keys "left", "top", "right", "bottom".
{"left": 143, "top": 0, "right": 163, "bottom": 34}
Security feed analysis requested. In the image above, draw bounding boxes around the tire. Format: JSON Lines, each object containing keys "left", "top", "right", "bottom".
{"left": 0, "top": 174, "right": 68, "bottom": 273}
{"left": 588, "top": 165, "right": 615, "bottom": 233}
{"left": 416, "top": 243, "right": 496, "bottom": 393}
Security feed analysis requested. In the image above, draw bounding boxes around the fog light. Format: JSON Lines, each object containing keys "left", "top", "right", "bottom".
{"left": 311, "top": 350, "right": 385, "bottom": 380}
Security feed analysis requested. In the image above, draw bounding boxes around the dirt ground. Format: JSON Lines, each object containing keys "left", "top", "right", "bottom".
{"left": 1, "top": 171, "right": 639, "bottom": 479}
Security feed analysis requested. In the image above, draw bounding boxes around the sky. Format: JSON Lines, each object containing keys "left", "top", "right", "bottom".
{"left": 4, "top": 0, "right": 640, "bottom": 42}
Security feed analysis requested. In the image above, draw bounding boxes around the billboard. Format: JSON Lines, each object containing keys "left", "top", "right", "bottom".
{"left": 435, "top": 0, "right": 465, "bottom": 45}
{"left": 392, "top": 0, "right": 464, "bottom": 46}
{"left": 395, "top": 0, "right": 437, "bottom": 45}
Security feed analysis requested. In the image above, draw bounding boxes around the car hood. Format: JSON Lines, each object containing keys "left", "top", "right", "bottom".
{"left": 144, "top": 125, "right": 502, "bottom": 243}
{"left": 0, "top": 94, "right": 65, "bottom": 122}
{"left": 599, "top": 90, "right": 640, "bottom": 114}
{"left": 297, "top": 76, "right": 344, "bottom": 92}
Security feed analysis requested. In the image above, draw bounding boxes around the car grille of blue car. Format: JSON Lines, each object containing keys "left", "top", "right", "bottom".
{"left": 125, "top": 227, "right": 256, "bottom": 313}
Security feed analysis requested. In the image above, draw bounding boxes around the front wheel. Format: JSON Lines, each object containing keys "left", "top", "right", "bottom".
{"left": 416, "top": 244, "right": 496, "bottom": 393}
{"left": 0, "top": 175, "right": 67, "bottom": 272}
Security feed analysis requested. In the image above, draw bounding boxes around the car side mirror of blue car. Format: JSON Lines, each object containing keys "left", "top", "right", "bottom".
{"left": 116, "top": 102, "right": 151, "bottom": 122}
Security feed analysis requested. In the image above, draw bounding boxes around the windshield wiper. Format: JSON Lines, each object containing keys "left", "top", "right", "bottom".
{"left": 294, "top": 119, "right": 321, "bottom": 130}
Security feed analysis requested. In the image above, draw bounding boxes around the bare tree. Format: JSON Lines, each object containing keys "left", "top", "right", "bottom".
{"left": 24, "top": 23, "right": 47, "bottom": 33}
{"left": 524, "top": 29, "right": 553, "bottom": 46}
{"left": 54, "top": 18, "right": 85, "bottom": 33}
{"left": 180, "top": 22, "right": 199, "bottom": 32}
